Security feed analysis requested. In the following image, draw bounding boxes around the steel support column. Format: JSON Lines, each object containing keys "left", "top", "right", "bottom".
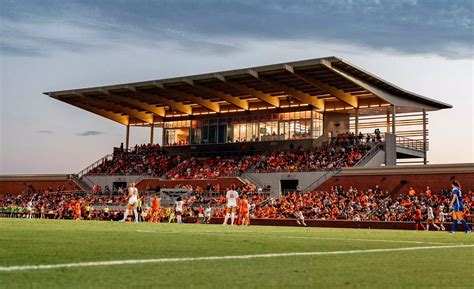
{"left": 150, "top": 123, "right": 154, "bottom": 145}
{"left": 125, "top": 125, "right": 130, "bottom": 150}
{"left": 423, "top": 109, "right": 427, "bottom": 165}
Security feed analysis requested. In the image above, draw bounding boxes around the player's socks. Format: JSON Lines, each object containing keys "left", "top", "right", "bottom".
{"left": 133, "top": 210, "right": 139, "bottom": 223}
{"left": 460, "top": 219, "right": 471, "bottom": 232}
{"left": 230, "top": 212, "right": 235, "bottom": 225}
{"left": 177, "top": 215, "right": 182, "bottom": 224}
{"left": 420, "top": 224, "right": 426, "bottom": 230}
{"left": 415, "top": 224, "right": 418, "bottom": 230}
{"left": 433, "top": 224, "right": 440, "bottom": 230}
{"left": 223, "top": 213, "right": 230, "bottom": 225}
{"left": 121, "top": 211, "right": 129, "bottom": 222}
{"left": 450, "top": 220, "right": 458, "bottom": 232}
{"left": 426, "top": 224, "right": 429, "bottom": 231}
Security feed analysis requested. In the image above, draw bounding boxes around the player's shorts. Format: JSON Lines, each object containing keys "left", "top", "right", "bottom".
{"left": 226, "top": 203, "right": 237, "bottom": 208}
{"left": 128, "top": 196, "right": 138, "bottom": 205}
{"left": 452, "top": 211, "right": 464, "bottom": 220}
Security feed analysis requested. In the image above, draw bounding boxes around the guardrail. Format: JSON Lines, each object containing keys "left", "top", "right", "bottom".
{"left": 395, "top": 135, "right": 426, "bottom": 152}
{"left": 354, "top": 142, "right": 383, "bottom": 167}
{"left": 302, "top": 167, "right": 342, "bottom": 193}
{"left": 77, "top": 154, "right": 113, "bottom": 178}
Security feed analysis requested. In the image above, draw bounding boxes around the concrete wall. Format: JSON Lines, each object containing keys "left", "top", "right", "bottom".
{"left": 83, "top": 175, "right": 143, "bottom": 190}
{"left": 364, "top": 150, "right": 386, "bottom": 167}
{"left": 245, "top": 171, "right": 327, "bottom": 196}
{"left": 323, "top": 112, "right": 350, "bottom": 137}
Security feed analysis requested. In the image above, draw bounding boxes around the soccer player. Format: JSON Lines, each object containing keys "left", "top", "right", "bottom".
{"left": 26, "top": 200, "right": 33, "bottom": 219}
{"left": 120, "top": 182, "right": 139, "bottom": 223}
{"left": 238, "top": 194, "right": 250, "bottom": 226}
{"left": 449, "top": 181, "right": 471, "bottom": 234}
{"left": 203, "top": 204, "right": 212, "bottom": 224}
{"left": 436, "top": 204, "right": 446, "bottom": 231}
{"left": 295, "top": 210, "right": 307, "bottom": 227}
{"left": 223, "top": 185, "right": 239, "bottom": 225}
{"left": 426, "top": 206, "right": 439, "bottom": 231}
{"left": 150, "top": 195, "right": 160, "bottom": 223}
{"left": 175, "top": 197, "right": 184, "bottom": 224}
{"left": 413, "top": 206, "right": 425, "bottom": 231}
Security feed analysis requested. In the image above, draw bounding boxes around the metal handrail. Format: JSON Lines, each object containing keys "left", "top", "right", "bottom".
{"left": 395, "top": 135, "right": 426, "bottom": 152}
{"left": 354, "top": 143, "right": 383, "bottom": 167}
{"left": 302, "top": 167, "right": 342, "bottom": 193}
{"left": 77, "top": 154, "right": 113, "bottom": 178}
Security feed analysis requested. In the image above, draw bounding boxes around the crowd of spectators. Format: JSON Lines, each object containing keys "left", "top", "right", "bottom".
{"left": 85, "top": 133, "right": 376, "bottom": 178}
{"left": 166, "top": 155, "right": 261, "bottom": 179}
{"left": 88, "top": 144, "right": 180, "bottom": 176}
{"left": 1, "top": 183, "right": 472, "bottom": 225}
{"left": 248, "top": 185, "right": 473, "bottom": 223}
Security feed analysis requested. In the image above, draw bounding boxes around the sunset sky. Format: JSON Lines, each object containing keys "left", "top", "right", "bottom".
{"left": 1, "top": 0, "right": 473, "bottom": 174}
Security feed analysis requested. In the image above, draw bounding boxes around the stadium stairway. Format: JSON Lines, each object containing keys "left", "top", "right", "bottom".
{"left": 68, "top": 174, "right": 92, "bottom": 193}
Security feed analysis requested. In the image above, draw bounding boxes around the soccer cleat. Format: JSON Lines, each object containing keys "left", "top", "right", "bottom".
{"left": 448, "top": 231, "right": 455, "bottom": 234}
{"left": 466, "top": 230, "right": 472, "bottom": 234}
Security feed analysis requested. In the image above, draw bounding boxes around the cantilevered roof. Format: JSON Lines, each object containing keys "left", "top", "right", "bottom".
{"left": 44, "top": 56, "right": 452, "bottom": 126}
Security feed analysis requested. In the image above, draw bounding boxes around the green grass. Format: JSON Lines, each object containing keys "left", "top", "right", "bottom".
{"left": 0, "top": 219, "right": 473, "bottom": 289}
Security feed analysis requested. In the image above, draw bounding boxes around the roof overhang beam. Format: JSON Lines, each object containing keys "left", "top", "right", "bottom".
{"left": 157, "top": 84, "right": 220, "bottom": 113}
{"left": 78, "top": 93, "right": 154, "bottom": 124}
{"left": 184, "top": 79, "right": 249, "bottom": 110}
{"left": 284, "top": 65, "right": 358, "bottom": 108}
{"left": 62, "top": 98, "right": 130, "bottom": 125}
{"left": 215, "top": 73, "right": 280, "bottom": 108}
{"left": 253, "top": 69, "right": 325, "bottom": 111}
{"left": 133, "top": 89, "right": 193, "bottom": 115}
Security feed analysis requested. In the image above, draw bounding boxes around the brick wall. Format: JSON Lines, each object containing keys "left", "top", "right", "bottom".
{"left": 316, "top": 173, "right": 474, "bottom": 194}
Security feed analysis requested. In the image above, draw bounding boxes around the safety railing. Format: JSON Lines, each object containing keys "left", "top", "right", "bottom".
{"left": 395, "top": 136, "right": 426, "bottom": 152}
{"left": 354, "top": 142, "right": 383, "bottom": 167}
{"left": 302, "top": 167, "right": 343, "bottom": 193}
{"left": 77, "top": 154, "right": 113, "bottom": 178}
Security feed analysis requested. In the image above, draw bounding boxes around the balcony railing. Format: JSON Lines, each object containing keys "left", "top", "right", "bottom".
{"left": 395, "top": 135, "right": 427, "bottom": 152}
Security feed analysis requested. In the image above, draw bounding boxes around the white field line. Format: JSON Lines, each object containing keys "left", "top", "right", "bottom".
{"left": 135, "top": 230, "right": 457, "bottom": 245}
{"left": 281, "top": 236, "right": 458, "bottom": 245}
{"left": 1, "top": 244, "right": 473, "bottom": 272}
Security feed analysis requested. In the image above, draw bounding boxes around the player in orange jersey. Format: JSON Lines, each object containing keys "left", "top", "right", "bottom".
{"left": 238, "top": 194, "right": 250, "bottom": 226}
{"left": 150, "top": 195, "right": 161, "bottom": 223}
{"left": 413, "top": 206, "right": 425, "bottom": 231}
{"left": 73, "top": 200, "right": 81, "bottom": 220}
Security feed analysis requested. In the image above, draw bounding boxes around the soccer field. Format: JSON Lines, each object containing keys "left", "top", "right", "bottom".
{"left": 1, "top": 219, "right": 473, "bottom": 289}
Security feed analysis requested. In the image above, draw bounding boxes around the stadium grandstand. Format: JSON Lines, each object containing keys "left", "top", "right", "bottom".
{"left": 1, "top": 56, "right": 472, "bottom": 231}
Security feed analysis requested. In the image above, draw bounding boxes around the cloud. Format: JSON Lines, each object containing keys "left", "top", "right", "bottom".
{"left": 77, "top": 130, "right": 104, "bottom": 136}
{"left": 1, "top": 0, "right": 472, "bottom": 59}
{"left": 37, "top": 130, "right": 53, "bottom": 134}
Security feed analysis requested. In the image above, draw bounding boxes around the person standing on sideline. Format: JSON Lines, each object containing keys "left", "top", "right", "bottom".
{"left": 449, "top": 181, "right": 471, "bottom": 234}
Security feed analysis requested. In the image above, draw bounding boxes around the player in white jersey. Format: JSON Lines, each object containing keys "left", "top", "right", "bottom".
{"left": 223, "top": 185, "right": 239, "bottom": 225}
{"left": 120, "top": 182, "right": 139, "bottom": 223}
{"left": 436, "top": 204, "right": 446, "bottom": 231}
{"left": 175, "top": 197, "right": 184, "bottom": 224}
{"left": 426, "top": 206, "right": 439, "bottom": 231}
{"left": 26, "top": 201, "right": 33, "bottom": 219}
{"left": 295, "top": 210, "right": 307, "bottom": 227}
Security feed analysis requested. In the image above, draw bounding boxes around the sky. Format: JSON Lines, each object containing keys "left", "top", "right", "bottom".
{"left": 0, "top": 0, "right": 473, "bottom": 174}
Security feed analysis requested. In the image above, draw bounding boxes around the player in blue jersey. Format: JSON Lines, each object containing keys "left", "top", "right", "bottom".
{"left": 449, "top": 181, "right": 471, "bottom": 234}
